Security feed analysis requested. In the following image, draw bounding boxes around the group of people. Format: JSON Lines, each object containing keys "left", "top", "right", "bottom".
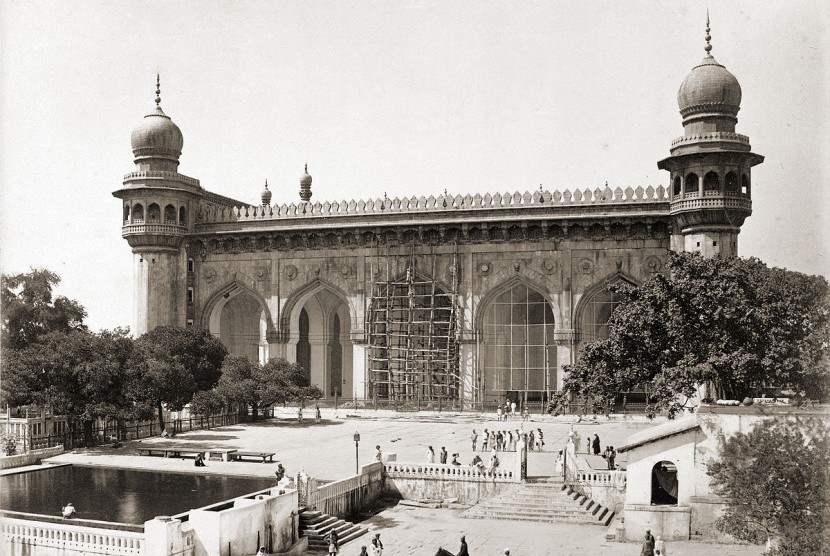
{"left": 494, "top": 400, "right": 531, "bottom": 422}
{"left": 326, "top": 530, "right": 384, "bottom": 556}
{"left": 471, "top": 428, "right": 544, "bottom": 453}
{"left": 641, "top": 530, "right": 667, "bottom": 556}
{"left": 425, "top": 445, "right": 463, "bottom": 466}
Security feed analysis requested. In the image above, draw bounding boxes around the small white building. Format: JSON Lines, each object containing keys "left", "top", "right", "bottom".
{"left": 617, "top": 403, "right": 827, "bottom": 542}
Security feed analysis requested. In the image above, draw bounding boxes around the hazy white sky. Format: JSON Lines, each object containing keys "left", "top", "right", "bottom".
{"left": 1, "top": 1, "right": 827, "bottom": 332}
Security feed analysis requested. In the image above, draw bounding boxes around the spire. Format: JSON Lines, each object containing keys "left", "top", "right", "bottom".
{"left": 261, "top": 179, "right": 272, "bottom": 206}
{"left": 155, "top": 74, "right": 161, "bottom": 107}
{"left": 704, "top": 9, "right": 712, "bottom": 55}
{"left": 299, "top": 164, "right": 312, "bottom": 202}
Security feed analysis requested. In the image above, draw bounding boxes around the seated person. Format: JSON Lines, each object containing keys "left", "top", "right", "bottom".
{"left": 62, "top": 502, "right": 76, "bottom": 518}
{"left": 450, "top": 453, "right": 461, "bottom": 466}
{"left": 194, "top": 453, "right": 206, "bottom": 467}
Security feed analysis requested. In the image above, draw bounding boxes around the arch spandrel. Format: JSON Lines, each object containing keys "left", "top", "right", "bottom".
{"left": 572, "top": 271, "right": 639, "bottom": 343}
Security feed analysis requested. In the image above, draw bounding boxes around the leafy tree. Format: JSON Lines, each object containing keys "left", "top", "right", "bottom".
{"left": 557, "top": 253, "right": 830, "bottom": 417}
{"left": 189, "top": 389, "right": 226, "bottom": 421}
{"left": 1, "top": 269, "right": 87, "bottom": 350}
{"left": 127, "top": 326, "right": 227, "bottom": 431}
{"left": 210, "top": 356, "right": 323, "bottom": 419}
{"left": 1, "top": 328, "right": 136, "bottom": 443}
{"left": 707, "top": 417, "right": 829, "bottom": 555}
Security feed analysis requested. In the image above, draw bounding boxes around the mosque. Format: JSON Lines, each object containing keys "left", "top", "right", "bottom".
{"left": 113, "top": 19, "right": 763, "bottom": 408}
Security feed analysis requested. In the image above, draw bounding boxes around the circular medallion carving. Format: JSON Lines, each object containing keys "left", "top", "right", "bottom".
{"left": 204, "top": 268, "right": 216, "bottom": 283}
{"left": 340, "top": 264, "right": 350, "bottom": 277}
{"left": 285, "top": 265, "right": 298, "bottom": 281}
{"left": 577, "top": 258, "right": 594, "bottom": 274}
{"left": 255, "top": 266, "right": 268, "bottom": 280}
{"left": 479, "top": 262, "right": 491, "bottom": 276}
{"left": 645, "top": 255, "right": 663, "bottom": 273}
{"left": 541, "top": 258, "right": 557, "bottom": 274}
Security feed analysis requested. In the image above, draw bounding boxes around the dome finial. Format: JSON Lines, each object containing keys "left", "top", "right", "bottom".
{"left": 155, "top": 73, "right": 161, "bottom": 107}
{"left": 704, "top": 9, "right": 713, "bottom": 54}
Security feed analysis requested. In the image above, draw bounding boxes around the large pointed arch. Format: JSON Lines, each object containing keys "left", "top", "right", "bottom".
{"left": 201, "top": 280, "right": 275, "bottom": 363}
{"left": 201, "top": 280, "right": 275, "bottom": 336}
{"left": 279, "top": 278, "right": 356, "bottom": 338}
{"left": 573, "top": 271, "right": 639, "bottom": 344}
{"left": 474, "top": 275, "right": 560, "bottom": 333}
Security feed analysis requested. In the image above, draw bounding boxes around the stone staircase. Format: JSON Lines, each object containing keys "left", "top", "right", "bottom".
{"left": 299, "top": 508, "right": 368, "bottom": 552}
{"left": 464, "top": 480, "right": 615, "bottom": 526}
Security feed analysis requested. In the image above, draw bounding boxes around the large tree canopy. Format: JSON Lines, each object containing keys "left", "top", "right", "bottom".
{"left": 707, "top": 417, "right": 829, "bottom": 555}
{"left": 127, "top": 326, "right": 227, "bottom": 431}
{"left": 558, "top": 252, "right": 830, "bottom": 417}
{"left": 1, "top": 269, "right": 87, "bottom": 350}
{"left": 201, "top": 356, "right": 323, "bottom": 419}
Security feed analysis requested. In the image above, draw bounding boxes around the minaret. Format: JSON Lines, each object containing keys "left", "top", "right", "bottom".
{"left": 658, "top": 14, "right": 764, "bottom": 257}
{"left": 113, "top": 75, "right": 201, "bottom": 335}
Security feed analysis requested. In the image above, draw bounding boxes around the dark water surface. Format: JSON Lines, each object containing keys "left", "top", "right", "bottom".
{"left": 0, "top": 465, "right": 274, "bottom": 524}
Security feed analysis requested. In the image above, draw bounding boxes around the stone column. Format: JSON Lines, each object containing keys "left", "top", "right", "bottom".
{"left": 351, "top": 341, "right": 367, "bottom": 400}
{"left": 144, "top": 516, "right": 187, "bottom": 556}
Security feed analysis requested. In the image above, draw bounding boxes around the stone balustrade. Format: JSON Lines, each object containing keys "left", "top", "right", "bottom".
{"left": 577, "top": 469, "right": 627, "bottom": 489}
{"left": 121, "top": 223, "right": 186, "bottom": 235}
{"left": 384, "top": 461, "right": 514, "bottom": 482}
{"left": 198, "top": 185, "right": 669, "bottom": 224}
{"left": 670, "top": 131, "right": 750, "bottom": 147}
{"left": 123, "top": 170, "right": 201, "bottom": 187}
{"left": 0, "top": 515, "right": 145, "bottom": 556}
{"left": 669, "top": 196, "right": 751, "bottom": 212}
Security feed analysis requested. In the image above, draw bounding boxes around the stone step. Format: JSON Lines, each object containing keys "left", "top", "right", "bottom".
{"left": 306, "top": 528, "right": 367, "bottom": 550}
{"left": 465, "top": 511, "right": 600, "bottom": 525}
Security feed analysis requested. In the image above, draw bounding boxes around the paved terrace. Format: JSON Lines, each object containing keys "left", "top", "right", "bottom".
{"left": 43, "top": 409, "right": 761, "bottom": 555}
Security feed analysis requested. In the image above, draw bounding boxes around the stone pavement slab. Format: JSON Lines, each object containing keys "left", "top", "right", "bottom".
{"left": 343, "top": 505, "right": 761, "bottom": 556}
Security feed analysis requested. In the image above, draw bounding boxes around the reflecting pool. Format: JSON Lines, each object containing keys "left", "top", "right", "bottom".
{"left": 0, "top": 465, "right": 274, "bottom": 524}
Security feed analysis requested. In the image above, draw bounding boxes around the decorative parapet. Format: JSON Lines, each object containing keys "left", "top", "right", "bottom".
{"left": 198, "top": 185, "right": 669, "bottom": 224}
{"left": 123, "top": 170, "right": 201, "bottom": 188}
{"left": 670, "top": 132, "right": 749, "bottom": 148}
{"left": 0, "top": 512, "right": 145, "bottom": 555}
{"left": 384, "top": 461, "right": 514, "bottom": 482}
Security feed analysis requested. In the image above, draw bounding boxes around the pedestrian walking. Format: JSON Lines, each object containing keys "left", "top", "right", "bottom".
{"left": 440, "top": 446, "right": 448, "bottom": 464}
{"left": 471, "top": 429, "right": 478, "bottom": 451}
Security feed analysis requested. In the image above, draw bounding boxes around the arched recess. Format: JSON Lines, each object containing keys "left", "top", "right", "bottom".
{"left": 725, "top": 172, "right": 739, "bottom": 195}
{"left": 651, "top": 461, "right": 679, "bottom": 505}
{"left": 476, "top": 276, "right": 558, "bottom": 405}
{"left": 684, "top": 173, "right": 699, "bottom": 196}
{"left": 703, "top": 171, "right": 720, "bottom": 192}
{"left": 132, "top": 203, "right": 144, "bottom": 222}
{"left": 673, "top": 176, "right": 681, "bottom": 197}
{"left": 202, "top": 281, "right": 275, "bottom": 364}
{"left": 163, "top": 204, "right": 176, "bottom": 223}
{"left": 179, "top": 206, "right": 187, "bottom": 225}
{"left": 123, "top": 204, "right": 131, "bottom": 223}
{"left": 282, "top": 279, "right": 353, "bottom": 398}
{"left": 148, "top": 203, "right": 161, "bottom": 222}
{"left": 573, "top": 272, "right": 638, "bottom": 346}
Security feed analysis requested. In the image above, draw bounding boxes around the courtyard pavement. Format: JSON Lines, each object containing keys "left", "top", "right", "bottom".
{"left": 43, "top": 408, "right": 763, "bottom": 555}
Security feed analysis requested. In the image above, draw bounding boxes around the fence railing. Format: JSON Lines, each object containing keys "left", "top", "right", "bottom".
{"left": 24, "top": 412, "right": 245, "bottom": 452}
{"left": 384, "top": 461, "right": 514, "bottom": 482}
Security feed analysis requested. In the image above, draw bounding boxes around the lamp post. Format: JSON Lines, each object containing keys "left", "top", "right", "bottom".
{"left": 353, "top": 431, "right": 360, "bottom": 475}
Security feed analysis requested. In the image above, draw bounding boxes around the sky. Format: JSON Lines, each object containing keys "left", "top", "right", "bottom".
{"left": 0, "top": 1, "right": 827, "bottom": 333}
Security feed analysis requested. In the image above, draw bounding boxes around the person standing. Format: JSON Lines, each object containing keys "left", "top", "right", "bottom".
{"left": 440, "top": 446, "right": 448, "bottom": 464}
{"left": 593, "top": 433, "right": 601, "bottom": 455}
{"left": 481, "top": 428, "right": 489, "bottom": 452}
{"left": 497, "top": 405, "right": 503, "bottom": 421}
{"left": 495, "top": 430, "right": 503, "bottom": 451}
{"left": 640, "top": 530, "right": 654, "bottom": 556}
{"left": 326, "top": 529, "right": 339, "bottom": 556}
{"left": 297, "top": 406, "right": 303, "bottom": 424}
{"left": 510, "top": 401, "right": 517, "bottom": 418}
{"left": 471, "top": 429, "right": 478, "bottom": 451}
{"left": 371, "top": 533, "right": 383, "bottom": 556}
{"left": 536, "top": 428, "right": 544, "bottom": 451}
{"left": 426, "top": 446, "right": 435, "bottom": 463}
{"left": 315, "top": 404, "right": 321, "bottom": 423}
{"left": 457, "top": 535, "right": 469, "bottom": 556}
{"left": 608, "top": 446, "right": 616, "bottom": 470}
{"left": 374, "top": 445, "right": 383, "bottom": 462}
{"left": 654, "top": 535, "right": 666, "bottom": 556}
{"left": 504, "top": 401, "right": 510, "bottom": 421}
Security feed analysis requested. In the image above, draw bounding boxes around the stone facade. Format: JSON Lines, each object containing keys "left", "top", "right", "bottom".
{"left": 113, "top": 22, "right": 762, "bottom": 406}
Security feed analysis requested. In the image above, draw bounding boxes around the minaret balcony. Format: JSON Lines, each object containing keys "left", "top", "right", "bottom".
{"left": 670, "top": 194, "right": 751, "bottom": 215}
{"left": 122, "top": 221, "right": 187, "bottom": 238}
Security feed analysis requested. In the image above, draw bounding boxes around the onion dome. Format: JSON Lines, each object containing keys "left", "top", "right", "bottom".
{"left": 261, "top": 180, "right": 272, "bottom": 206}
{"left": 299, "top": 164, "right": 312, "bottom": 202}
{"left": 130, "top": 75, "right": 184, "bottom": 161}
{"left": 677, "top": 15, "right": 742, "bottom": 122}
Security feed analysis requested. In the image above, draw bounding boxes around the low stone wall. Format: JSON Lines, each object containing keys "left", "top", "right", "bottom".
{"left": 577, "top": 470, "right": 626, "bottom": 514}
{"left": 623, "top": 504, "right": 691, "bottom": 541}
{"left": 383, "top": 462, "right": 515, "bottom": 504}
{"left": 305, "top": 462, "right": 385, "bottom": 518}
{"left": 0, "top": 446, "right": 64, "bottom": 470}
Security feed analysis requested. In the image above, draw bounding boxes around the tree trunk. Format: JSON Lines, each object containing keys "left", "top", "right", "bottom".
{"left": 251, "top": 403, "right": 259, "bottom": 421}
{"left": 83, "top": 420, "right": 94, "bottom": 447}
{"left": 157, "top": 402, "right": 165, "bottom": 434}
